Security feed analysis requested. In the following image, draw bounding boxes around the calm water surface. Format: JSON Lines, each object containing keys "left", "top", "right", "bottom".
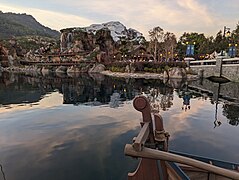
{"left": 0, "top": 72, "right": 239, "bottom": 180}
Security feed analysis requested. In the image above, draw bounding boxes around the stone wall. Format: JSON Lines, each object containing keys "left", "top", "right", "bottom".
{"left": 222, "top": 65, "right": 239, "bottom": 82}
{"left": 191, "top": 66, "right": 215, "bottom": 79}
{"left": 189, "top": 79, "right": 239, "bottom": 102}
{"left": 190, "top": 58, "right": 239, "bottom": 82}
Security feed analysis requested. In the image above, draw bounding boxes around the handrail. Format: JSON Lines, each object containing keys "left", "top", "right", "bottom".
{"left": 190, "top": 58, "right": 239, "bottom": 66}
{"left": 222, "top": 57, "right": 239, "bottom": 62}
{"left": 190, "top": 59, "right": 216, "bottom": 64}
{"left": 125, "top": 144, "right": 239, "bottom": 179}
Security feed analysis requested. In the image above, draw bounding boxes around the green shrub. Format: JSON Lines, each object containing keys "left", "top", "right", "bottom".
{"left": 157, "top": 68, "right": 162, "bottom": 73}
{"left": 164, "top": 65, "right": 170, "bottom": 71}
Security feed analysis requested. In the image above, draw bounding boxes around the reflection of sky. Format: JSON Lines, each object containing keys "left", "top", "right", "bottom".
{"left": 0, "top": 92, "right": 63, "bottom": 114}
{"left": 0, "top": 84, "right": 239, "bottom": 179}
{"left": 161, "top": 92, "right": 239, "bottom": 162}
{"left": 0, "top": 99, "right": 141, "bottom": 180}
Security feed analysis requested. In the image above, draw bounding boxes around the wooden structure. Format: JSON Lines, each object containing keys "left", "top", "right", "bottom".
{"left": 113, "top": 45, "right": 153, "bottom": 61}
{"left": 124, "top": 96, "right": 239, "bottom": 180}
{"left": 129, "top": 45, "right": 153, "bottom": 61}
{"left": 19, "top": 60, "right": 96, "bottom": 66}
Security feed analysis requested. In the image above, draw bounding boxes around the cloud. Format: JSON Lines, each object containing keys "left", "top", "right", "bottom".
{"left": 1, "top": 0, "right": 238, "bottom": 38}
{"left": 59, "top": 0, "right": 217, "bottom": 38}
{"left": 0, "top": 3, "right": 94, "bottom": 30}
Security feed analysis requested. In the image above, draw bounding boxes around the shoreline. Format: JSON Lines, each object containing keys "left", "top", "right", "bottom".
{"left": 0, "top": 66, "right": 199, "bottom": 81}
{"left": 100, "top": 70, "right": 164, "bottom": 79}
{"left": 100, "top": 70, "right": 199, "bottom": 80}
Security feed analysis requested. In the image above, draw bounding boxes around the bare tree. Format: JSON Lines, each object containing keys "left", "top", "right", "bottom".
{"left": 149, "top": 27, "right": 164, "bottom": 61}
{"left": 162, "top": 32, "right": 177, "bottom": 60}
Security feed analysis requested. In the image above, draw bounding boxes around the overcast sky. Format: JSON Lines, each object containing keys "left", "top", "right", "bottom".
{"left": 0, "top": 0, "right": 238, "bottom": 39}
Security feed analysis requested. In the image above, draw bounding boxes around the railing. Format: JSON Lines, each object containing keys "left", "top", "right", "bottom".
{"left": 190, "top": 59, "right": 216, "bottom": 66}
{"left": 19, "top": 60, "right": 96, "bottom": 66}
{"left": 222, "top": 58, "right": 239, "bottom": 65}
{"left": 190, "top": 57, "right": 239, "bottom": 67}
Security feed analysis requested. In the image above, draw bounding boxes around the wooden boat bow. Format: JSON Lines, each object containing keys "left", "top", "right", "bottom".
{"left": 125, "top": 95, "right": 239, "bottom": 180}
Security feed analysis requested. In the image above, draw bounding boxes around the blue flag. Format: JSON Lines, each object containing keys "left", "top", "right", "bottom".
{"left": 228, "top": 46, "right": 236, "bottom": 57}
{"left": 186, "top": 45, "right": 195, "bottom": 56}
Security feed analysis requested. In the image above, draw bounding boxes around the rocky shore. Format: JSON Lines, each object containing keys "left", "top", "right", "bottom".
{"left": 101, "top": 70, "right": 164, "bottom": 79}
{"left": 1, "top": 65, "right": 199, "bottom": 81}
{"left": 100, "top": 70, "right": 199, "bottom": 80}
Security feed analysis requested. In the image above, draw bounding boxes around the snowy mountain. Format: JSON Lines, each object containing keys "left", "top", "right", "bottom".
{"left": 75, "top": 21, "right": 144, "bottom": 42}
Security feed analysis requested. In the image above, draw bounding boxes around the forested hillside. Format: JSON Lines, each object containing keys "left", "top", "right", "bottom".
{"left": 0, "top": 11, "right": 60, "bottom": 39}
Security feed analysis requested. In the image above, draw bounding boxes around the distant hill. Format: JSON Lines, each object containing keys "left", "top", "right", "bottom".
{"left": 0, "top": 11, "right": 60, "bottom": 39}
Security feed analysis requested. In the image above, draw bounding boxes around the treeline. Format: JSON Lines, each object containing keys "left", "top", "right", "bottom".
{"left": 0, "top": 11, "right": 60, "bottom": 39}
{"left": 147, "top": 22, "right": 239, "bottom": 60}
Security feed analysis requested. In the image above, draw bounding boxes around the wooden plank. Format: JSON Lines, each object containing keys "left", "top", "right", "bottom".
{"left": 171, "top": 150, "right": 239, "bottom": 171}
{"left": 166, "top": 163, "right": 183, "bottom": 180}
{"left": 128, "top": 158, "right": 161, "bottom": 180}
{"left": 125, "top": 144, "right": 239, "bottom": 180}
{"left": 133, "top": 122, "right": 150, "bottom": 152}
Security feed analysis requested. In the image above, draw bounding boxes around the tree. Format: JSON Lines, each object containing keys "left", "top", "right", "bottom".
{"left": 177, "top": 32, "right": 211, "bottom": 59}
{"left": 149, "top": 26, "right": 164, "bottom": 61}
{"left": 213, "top": 30, "right": 225, "bottom": 53}
{"left": 162, "top": 32, "right": 177, "bottom": 59}
{"left": 198, "top": 36, "right": 214, "bottom": 58}
{"left": 230, "top": 22, "right": 239, "bottom": 54}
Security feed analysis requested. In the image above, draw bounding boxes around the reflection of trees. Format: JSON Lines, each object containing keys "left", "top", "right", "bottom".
{"left": 145, "top": 84, "right": 174, "bottom": 112}
{"left": 222, "top": 104, "right": 239, "bottom": 126}
{"left": 0, "top": 73, "right": 176, "bottom": 111}
{"left": 109, "top": 92, "right": 121, "bottom": 108}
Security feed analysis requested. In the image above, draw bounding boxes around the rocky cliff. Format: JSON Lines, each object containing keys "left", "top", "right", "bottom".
{"left": 60, "top": 21, "right": 145, "bottom": 62}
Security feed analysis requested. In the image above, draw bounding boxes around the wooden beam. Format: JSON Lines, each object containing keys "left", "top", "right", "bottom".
{"left": 133, "top": 122, "right": 150, "bottom": 152}
{"left": 125, "top": 144, "right": 239, "bottom": 179}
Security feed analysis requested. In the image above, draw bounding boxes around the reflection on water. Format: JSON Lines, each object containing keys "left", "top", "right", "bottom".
{"left": 0, "top": 72, "right": 239, "bottom": 180}
{"left": 223, "top": 103, "right": 239, "bottom": 126}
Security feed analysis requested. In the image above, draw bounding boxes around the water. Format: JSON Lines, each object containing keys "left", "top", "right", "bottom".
{"left": 0, "top": 72, "right": 239, "bottom": 180}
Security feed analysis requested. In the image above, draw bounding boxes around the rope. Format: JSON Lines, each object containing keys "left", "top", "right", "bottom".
{"left": 154, "top": 130, "right": 170, "bottom": 142}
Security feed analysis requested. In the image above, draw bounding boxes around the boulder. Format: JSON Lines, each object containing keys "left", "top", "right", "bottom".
{"left": 55, "top": 66, "right": 67, "bottom": 74}
{"left": 89, "top": 64, "right": 105, "bottom": 73}
{"left": 168, "top": 67, "right": 187, "bottom": 79}
{"left": 125, "top": 65, "right": 130, "bottom": 73}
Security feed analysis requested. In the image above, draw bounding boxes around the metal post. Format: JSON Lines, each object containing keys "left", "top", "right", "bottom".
{"left": 221, "top": 26, "right": 230, "bottom": 56}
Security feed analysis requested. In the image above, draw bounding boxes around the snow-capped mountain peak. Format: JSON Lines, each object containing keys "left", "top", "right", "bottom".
{"left": 83, "top": 21, "right": 144, "bottom": 42}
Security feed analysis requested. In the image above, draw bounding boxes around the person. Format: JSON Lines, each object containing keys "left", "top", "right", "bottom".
{"left": 182, "top": 91, "right": 191, "bottom": 111}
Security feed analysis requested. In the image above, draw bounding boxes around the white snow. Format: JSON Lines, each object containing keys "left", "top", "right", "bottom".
{"left": 75, "top": 21, "right": 144, "bottom": 42}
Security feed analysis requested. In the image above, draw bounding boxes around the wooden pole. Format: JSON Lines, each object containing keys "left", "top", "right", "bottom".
{"left": 125, "top": 144, "right": 239, "bottom": 180}
{"left": 133, "top": 122, "right": 150, "bottom": 152}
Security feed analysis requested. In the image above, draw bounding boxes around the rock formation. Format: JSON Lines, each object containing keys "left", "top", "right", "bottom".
{"left": 0, "top": 43, "right": 9, "bottom": 67}
{"left": 60, "top": 21, "right": 145, "bottom": 62}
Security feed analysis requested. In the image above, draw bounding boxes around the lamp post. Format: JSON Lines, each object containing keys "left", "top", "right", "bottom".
{"left": 223, "top": 26, "right": 230, "bottom": 37}
{"left": 221, "top": 26, "right": 230, "bottom": 56}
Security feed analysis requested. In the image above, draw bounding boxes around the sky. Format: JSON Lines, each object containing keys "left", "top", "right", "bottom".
{"left": 0, "top": 0, "right": 239, "bottom": 39}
